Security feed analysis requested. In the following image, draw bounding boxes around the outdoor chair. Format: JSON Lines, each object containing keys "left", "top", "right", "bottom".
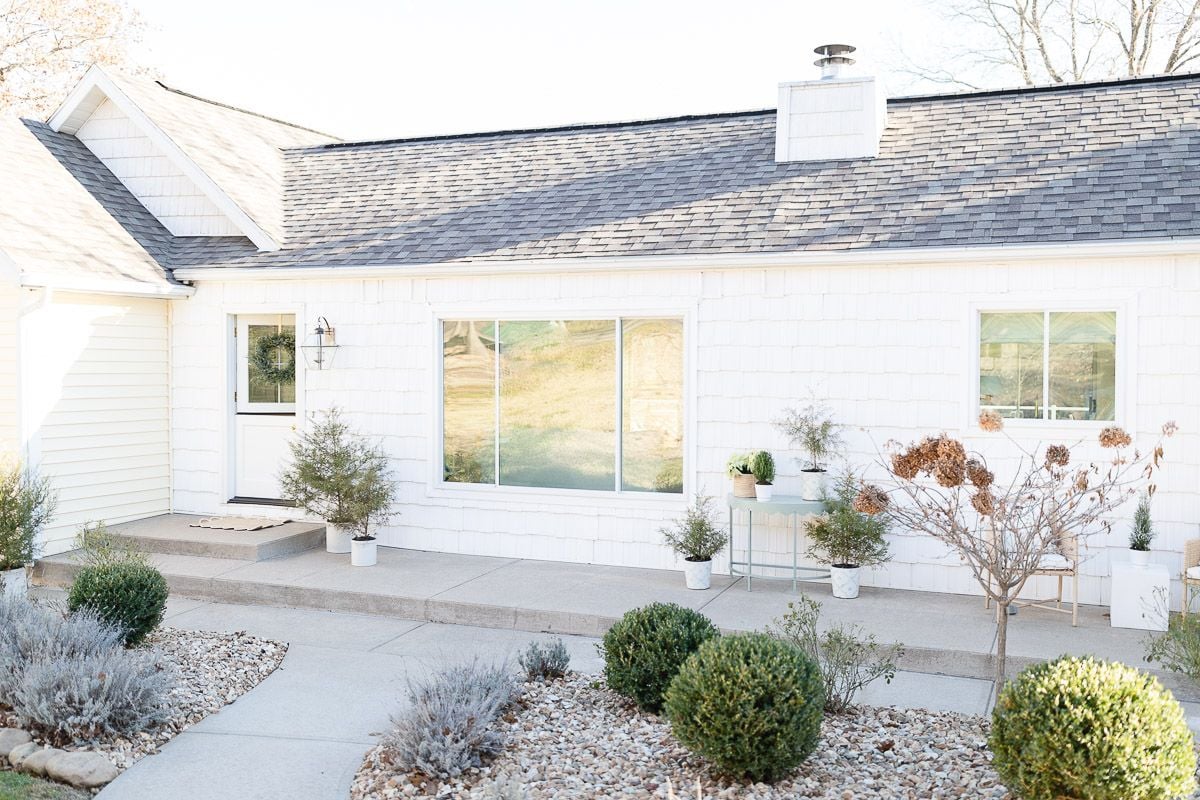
{"left": 985, "top": 527, "right": 1079, "bottom": 627}
{"left": 1181, "top": 539, "right": 1200, "bottom": 617}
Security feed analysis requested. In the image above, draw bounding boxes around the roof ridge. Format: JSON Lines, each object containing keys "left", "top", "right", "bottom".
{"left": 154, "top": 80, "right": 341, "bottom": 140}
{"left": 889, "top": 69, "right": 1200, "bottom": 104}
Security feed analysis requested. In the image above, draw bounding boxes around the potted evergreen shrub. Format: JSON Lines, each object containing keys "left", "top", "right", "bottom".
{"left": 776, "top": 399, "right": 845, "bottom": 501}
{"left": 280, "top": 408, "right": 396, "bottom": 563}
{"left": 751, "top": 450, "right": 775, "bottom": 501}
{"left": 660, "top": 495, "right": 727, "bottom": 589}
{"left": 0, "top": 461, "right": 56, "bottom": 598}
{"left": 726, "top": 452, "right": 756, "bottom": 499}
{"left": 805, "top": 470, "right": 889, "bottom": 598}
{"left": 1129, "top": 493, "right": 1154, "bottom": 568}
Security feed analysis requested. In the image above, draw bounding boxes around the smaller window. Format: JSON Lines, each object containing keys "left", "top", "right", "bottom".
{"left": 979, "top": 311, "right": 1116, "bottom": 422}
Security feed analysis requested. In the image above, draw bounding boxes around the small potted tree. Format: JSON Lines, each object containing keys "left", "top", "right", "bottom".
{"left": 1129, "top": 493, "right": 1154, "bottom": 567}
{"left": 776, "top": 398, "right": 845, "bottom": 501}
{"left": 660, "top": 494, "right": 727, "bottom": 589}
{"left": 726, "top": 453, "right": 756, "bottom": 499}
{"left": 805, "top": 470, "right": 889, "bottom": 598}
{"left": 280, "top": 408, "right": 396, "bottom": 562}
{"left": 751, "top": 450, "right": 775, "bottom": 501}
{"left": 0, "top": 460, "right": 56, "bottom": 598}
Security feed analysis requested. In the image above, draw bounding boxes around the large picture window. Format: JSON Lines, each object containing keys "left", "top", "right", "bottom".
{"left": 442, "top": 318, "right": 684, "bottom": 493}
{"left": 979, "top": 310, "right": 1116, "bottom": 421}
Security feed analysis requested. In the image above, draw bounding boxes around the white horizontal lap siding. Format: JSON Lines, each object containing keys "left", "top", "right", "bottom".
{"left": 0, "top": 282, "right": 18, "bottom": 454}
{"left": 74, "top": 99, "right": 240, "bottom": 237}
{"left": 24, "top": 292, "right": 171, "bottom": 555}
{"left": 172, "top": 254, "right": 1200, "bottom": 607}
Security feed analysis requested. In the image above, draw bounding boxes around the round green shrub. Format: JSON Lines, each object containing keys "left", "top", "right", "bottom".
{"left": 599, "top": 603, "right": 719, "bottom": 712}
{"left": 67, "top": 562, "right": 169, "bottom": 647}
{"left": 664, "top": 632, "right": 823, "bottom": 782}
{"left": 990, "top": 655, "right": 1196, "bottom": 800}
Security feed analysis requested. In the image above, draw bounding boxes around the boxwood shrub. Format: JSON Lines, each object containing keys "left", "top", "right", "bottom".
{"left": 664, "top": 632, "right": 823, "bottom": 782}
{"left": 990, "top": 655, "right": 1195, "bottom": 800}
{"left": 67, "top": 562, "right": 169, "bottom": 647}
{"left": 598, "top": 602, "right": 719, "bottom": 712}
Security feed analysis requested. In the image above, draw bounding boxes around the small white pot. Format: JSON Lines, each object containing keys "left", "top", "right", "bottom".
{"left": 755, "top": 483, "right": 774, "bottom": 501}
{"left": 830, "top": 564, "right": 861, "bottom": 599}
{"left": 1129, "top": 548, "right": 1151, "bottom": 568}
{"left": 325, "top": 523, "right": 353, "bottom": 554}
{"left": 0, "top": 567, "right": 28, "bottom": 599}
{"left": 684, "top": 558, "right": 713, "bottom": 590}
{"left": 351, "top": 537, "right": 378, "bottom": 567}
{"left": 800, "top": 470, "right": 826, "bottom": 502}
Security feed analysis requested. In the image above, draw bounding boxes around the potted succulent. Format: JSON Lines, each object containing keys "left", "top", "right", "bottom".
{"left": 0, "top": 461, "right": 56, "bottom": 598}
{"left": 660, "top": 494, "right": 727, "bottom": 590}
{"left": 727, "top": 452, "right": 756, "bottom": 499}
{"left": 805, "top": 470, "right": 889, "bottom": 598}
{"left": 751, "top": 450, "right": 775, "bottom": 501}
{"left": 776, "top": 398, "right": 845, "bottom": 501}
{"left": 1129, "top": 493, "right": 1154, "bottom": 568}
{"left": 280, "top": 408, "right": 396, "bottom": 563}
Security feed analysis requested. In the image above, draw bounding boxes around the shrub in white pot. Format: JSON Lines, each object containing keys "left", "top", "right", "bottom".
{"left": 0, "top": 459, "right": 56, "bottom": 598}
{"left": 776, "top": 398, "right": 845, "bottom": 502}
{"left": 660, "top": 495, "right": 727, "bottom": 590}
{"left": 805, "top": 471, "right": 890, "bottom": 599}
{"left": 280, "top": 408, "right": 397, "bottom": 561}
{"left": 727, "top": 453, "right": 756, "bottom": 499}
{"left": 751, "top": 450, "right": 775, "bottom": 501}
{"left": 1129, "top": 492, "right": 1154, "bottom": 568}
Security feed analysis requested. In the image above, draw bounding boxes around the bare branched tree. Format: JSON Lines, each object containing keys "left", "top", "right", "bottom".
{"left": 853, "top": 413, "right": 1176, "bottom": 690}
{"left": 896, "top": 0, "right": 1200, "bottom": 88}
{"left": 0, "top": 0, "right": 142, "bottom": 117}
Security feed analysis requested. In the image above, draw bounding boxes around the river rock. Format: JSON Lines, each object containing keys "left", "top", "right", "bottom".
{"left": 0, "top": 728, "right": 32, "bottom": 764}
{"left": 45, "top": 750, "right": 120, "bottom": 788}
{"left": 20, "top": 747, "right": 64, "bottom": 777}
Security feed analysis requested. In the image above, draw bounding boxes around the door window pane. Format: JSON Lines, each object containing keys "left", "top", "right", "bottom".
{"left": 247, "top": 323, "right": 296, "bottom": 404}
{"left": 442, "top": 320, "right": 496, "bottom": 484}
{"left": 622, "top": 319, "right": 684, "bottom": 493}
{"left": 979, "top": 312, "right": 1043, "bottom": 419}
{"left": 1049, "top": 311, "right": 1116, "bottom": 421}
{"left": 498, "top": 320, "right": 616, "bottom": 490}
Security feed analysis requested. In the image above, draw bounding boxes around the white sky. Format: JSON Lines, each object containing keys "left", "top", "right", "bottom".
{"left": 128, "top": 0, "right": 945, "bottom": 141}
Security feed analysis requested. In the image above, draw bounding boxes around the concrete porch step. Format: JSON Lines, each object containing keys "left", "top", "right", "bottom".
{"left": 100, "top": 513, "right": 325, "bottom": 561}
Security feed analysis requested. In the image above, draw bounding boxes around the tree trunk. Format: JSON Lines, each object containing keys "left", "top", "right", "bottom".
{"left": 994, "top": 596, "right": 1010, "bottom": 692}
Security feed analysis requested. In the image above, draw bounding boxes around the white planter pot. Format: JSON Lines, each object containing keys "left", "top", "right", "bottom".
{"left": 1129, "top": 548, "right": 1151, "bottom": 568}
{"left": 325, "top": 523, "right": 353, "bottom": 554}
{"left": 755, "top": 483, "right": 774, "bottom": 501}
{"left": 800, "top": 470, "right": 826, "bottom": 502}
{"left": 830, "top": 564, "right": 861, "bottom": 599}
{"left": 351, "top": 537, "right": 378, "bottom": 567}
{"left": 0, "top": 567, "right": 27, "bottom": 599}
{"left": 684, "top": 558, "right": 713, "bottom": 590}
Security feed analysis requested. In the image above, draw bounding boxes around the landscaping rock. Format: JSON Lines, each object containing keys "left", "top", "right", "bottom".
{"left": 0, "top": 728, "right": 32, "bottom": 764}
{"left": 20, "top": 747, "right": 64, "bottom": 777}
{"left": 45, "top": 750, "right": 120, "bottom": 788}
{"left": 6, "top": 741, "right": 38, "bottom": 769}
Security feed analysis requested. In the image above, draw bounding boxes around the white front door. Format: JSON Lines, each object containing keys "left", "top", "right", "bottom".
{"left": 232, "top": 314, "right": 297, "bottom": 502}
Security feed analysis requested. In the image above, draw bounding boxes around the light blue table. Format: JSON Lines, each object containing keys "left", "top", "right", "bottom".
{"left": 727, "top": 494, "right": 827, "bottom": 591}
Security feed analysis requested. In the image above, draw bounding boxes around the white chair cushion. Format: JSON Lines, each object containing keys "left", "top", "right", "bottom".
{"left": 1039, "top": 553, "right": 1072, "bottom": 571}
{"left": 1186, "top": 566, "right": 1200, "bottom": 580}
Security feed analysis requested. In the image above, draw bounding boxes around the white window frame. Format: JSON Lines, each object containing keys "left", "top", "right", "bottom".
{"left": 966, "top": 295, "right": 1135, "bottom": 433}
{"left": 429, "top": 306, "right": 695, "bottom": 505}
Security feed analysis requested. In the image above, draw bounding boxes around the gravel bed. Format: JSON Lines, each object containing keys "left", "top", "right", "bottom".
{"left": 2, "top": 627, "right": 286, "bottom": 772}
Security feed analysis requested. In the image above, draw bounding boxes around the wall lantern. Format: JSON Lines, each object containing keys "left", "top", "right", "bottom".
{"left": 301, "top": 317, "right": 339, "bottom": 370}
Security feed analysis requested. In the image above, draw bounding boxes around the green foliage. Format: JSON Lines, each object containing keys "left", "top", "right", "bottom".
{"left": 72, "top": 521, "right": 150, "bottom": 569}
{"left": 1129, "top": 493, "right": 1154, "bottom": 551}
{"left": 1145, "top": 613, "right": 1200, "bottom": 682}
{"left": 0, "top": 461, "right": 56, "bottom": 571}
{"left": 279, "top": 408, "right": 397, "bottom": 537}
{"left": 598, "top": 603, "right": 719, "bottom": 712}
{"left": 726, "top": 452, "right": 753, "bottom": 477}
{"left": 664, "top": 632, "right": 823, "bottom": 782}
{"left": 989, "top": 655, "right": 1195, "bottom": 800}
{"left": 659, "top": 495, "right": 726, "bottom": 562}
{"left": 67, "top": 562, "right": 169, "bottom": 647}
{"left": 774, "top": 398, "right": 845, "bottom": 471}
{"left": 750, "top": 451, "right": 775, "bottom": 484}
{"left": 771, "top": 596, "right": 902, "bottom": 713}
{"left": 518, "top": 638, "right": 570, "bottom": 681}
{"left": 0, "top": 770, "right": 90, "bottom": 800}
{"left": 805, "top": 470, "right": 890, "bottom": 567}
{"left": 653, "top": 460, "right": 684, "bottom": 493}
{"left": 248, "top": 329, "right": 296, "bottom": 384}
{"left": 444, "top": 449, "right": 487, "bottom": 484}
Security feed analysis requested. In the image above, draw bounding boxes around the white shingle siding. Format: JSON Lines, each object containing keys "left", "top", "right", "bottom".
{"left": 171, "top": 254, "right": 1200, "bottom": 607}
{"left": 74, "top": 99, "right": 241, "bottom": 238}
{"left": 0, "top": 281, "right": 18, "bottom": 454}
{"left": 25, "top": 292, "right": 171, "bottom": 554}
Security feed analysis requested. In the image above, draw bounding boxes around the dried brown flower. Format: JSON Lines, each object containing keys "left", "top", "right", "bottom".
{"left": 965, "top": 458, "right": 994, "bottom": 489}
{"left": 979, "top": 409, "right": 1004, "bottom": 433}
{"left": 935, "top": 436, "right": 967, "bottom": 466}
{"left": 1073, "top": 469, "right": 1089, "bottom": 491}
{"left": 853, "top": 485, "right": 889, "bottom": 515}
{"left": 1044, "top": 444, "right": 1070, "bottom": 468}
{"left": 890, "top": 452, "right": 920, "bottom": 480}
{"left": 1099, "top": 426, "right": 1133, "bottom": 449}
{"left": 970, "top": 490, "right": 995, "bottom": 516}
{"left": 910, "top": 437, "right": 942, "bottom": 472}
{"left": 1162, "top": 421, "right": 1179, "bottom": 438}
{"left": 933, "top": 457, "right": 966, "bottom": 488}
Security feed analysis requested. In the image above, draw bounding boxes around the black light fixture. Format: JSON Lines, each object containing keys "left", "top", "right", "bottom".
{"left": 301, "top": 316, "right": 339, "bottom": 370}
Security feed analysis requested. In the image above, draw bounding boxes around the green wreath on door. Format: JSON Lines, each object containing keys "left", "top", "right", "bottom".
{"left": 250, "top": 330, "right": 296, "bottom": 384}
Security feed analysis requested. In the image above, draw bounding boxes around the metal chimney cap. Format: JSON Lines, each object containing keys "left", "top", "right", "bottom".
{"left": 814, "top": 43, "right": 856, "bottom": 58}
{"left": 813, "top": 43, "right": 856, "bottom": 76}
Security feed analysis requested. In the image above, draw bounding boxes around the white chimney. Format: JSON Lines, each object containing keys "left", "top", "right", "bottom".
{"left": 775, "top": 44, "right": 888, "bottom": 163}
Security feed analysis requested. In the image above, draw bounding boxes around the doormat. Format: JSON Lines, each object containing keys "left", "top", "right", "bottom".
{"left": 189, "top": 516, "right": 290, "bottom": 532}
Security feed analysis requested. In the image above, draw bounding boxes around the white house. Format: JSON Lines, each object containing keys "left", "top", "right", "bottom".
{"left": 3, "top": 54, "right": 1199, "bottom": 607}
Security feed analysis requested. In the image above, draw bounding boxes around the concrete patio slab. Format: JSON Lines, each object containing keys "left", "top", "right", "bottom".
{"left": 295, "top": 548, "right": 519, "bottom": 599}
{"left": 856, "top": 671, "right": 994, "bottom": 717}
{"left": 106, "top": 513, "right": 325, "bottom": 561}
{"left": 373, "top": 622, "right": 605, "bottom": 674}
{"left": 167, "top": 602, "right": 425, "bottom": 651}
